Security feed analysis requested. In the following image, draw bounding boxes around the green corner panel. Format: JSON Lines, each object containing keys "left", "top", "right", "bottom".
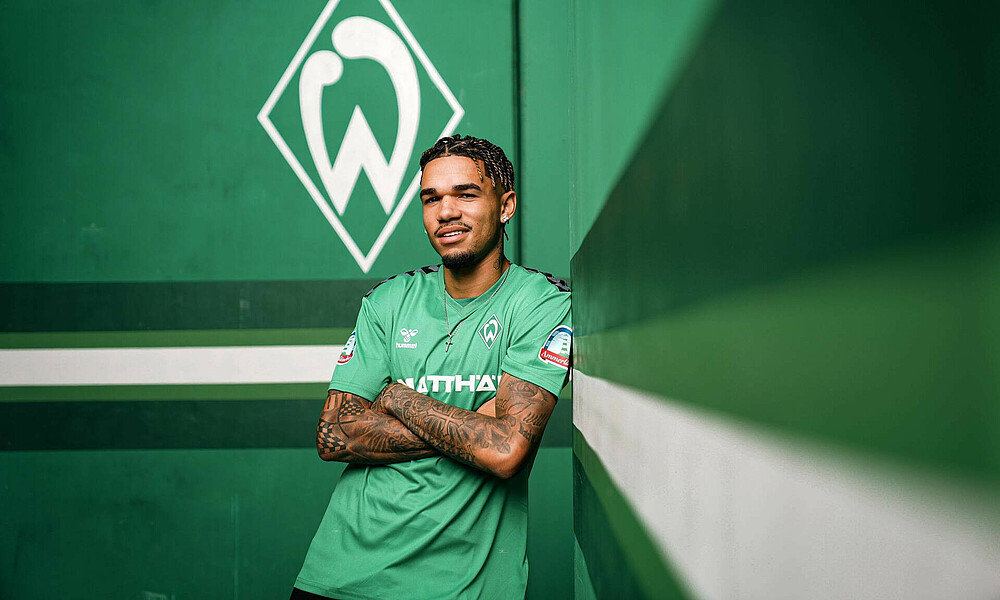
{"left": 517, "top": 0, "right": 573, "bottom": 279}
{"left": 573, "top": 429, "right": 691, "bottom": 600}
{"left": 565, "top": 0, "right": 720, "bottom": 252}
{"left": 576, "top": 226, "right": 1000, "bottom": 481}
{"left": 573, "top": 536, "right": 598, "bottom": 600}
{"left": 573, "top": 0, "right": 998, "bottom": 337}
{"left": 571, "top": 0, "right": 1000, "bottom": 481}
{"left": 527, "top": 448, "right": 575, "bottom": 600}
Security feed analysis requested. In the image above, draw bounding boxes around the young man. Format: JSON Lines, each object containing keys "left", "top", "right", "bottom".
{"left": 291, "top": 135, "right": 572, "bottom": 600}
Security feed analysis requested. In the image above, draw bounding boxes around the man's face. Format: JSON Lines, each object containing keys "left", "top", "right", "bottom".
{"left": 419, "top": 155, "right": 505, "bottom": 269}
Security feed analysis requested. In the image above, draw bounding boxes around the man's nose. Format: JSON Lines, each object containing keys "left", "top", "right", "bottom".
{"left": 437, "top": 196, "right": 461, "bottom": 220}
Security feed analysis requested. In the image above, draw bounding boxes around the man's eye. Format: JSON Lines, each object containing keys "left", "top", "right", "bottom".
{"left": 423, "top": 197, "right": 439, "bottom": 204}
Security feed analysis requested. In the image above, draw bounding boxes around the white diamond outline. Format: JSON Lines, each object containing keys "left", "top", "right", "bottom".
{"left": 257, "top": 0, "right": 465, "bottom": 273}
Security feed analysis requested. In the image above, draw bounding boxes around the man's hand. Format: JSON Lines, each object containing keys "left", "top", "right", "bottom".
{"left": 379, "top": 374, "right": 556, "bottom": 479}
{"left": 316, "top": 389, "right": 438, "bottom": 464}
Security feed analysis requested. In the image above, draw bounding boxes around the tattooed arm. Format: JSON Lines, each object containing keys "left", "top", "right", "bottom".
{"left": 317, "top": 388, "right": 497, "bottom": 463}
{"left": 316, "top": 389, "right": 438, "bottom": 464}
{"left": 379, "top": 373, "right": 557, "bottom": 479}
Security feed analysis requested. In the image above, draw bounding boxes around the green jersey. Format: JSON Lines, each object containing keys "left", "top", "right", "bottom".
{"left": 295, "top": 264, "right": 571, "bottom": 600}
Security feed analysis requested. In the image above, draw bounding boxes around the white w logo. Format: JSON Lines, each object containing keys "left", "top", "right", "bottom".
{"left": 299, "top": 16, "right": 419, "bottom": 217}
{"left": 258, "top": 0, "right": 464, "bottom": 274}
{"left": 479, "top": 315, "right": 503, "bottom": 350}
{"left": 400, "top": 328, "right": 418, "bottom": 342}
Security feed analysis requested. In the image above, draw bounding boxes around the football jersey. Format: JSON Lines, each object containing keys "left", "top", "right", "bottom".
{"left": 294, "top": 264, "right": 571, "bottom": 600}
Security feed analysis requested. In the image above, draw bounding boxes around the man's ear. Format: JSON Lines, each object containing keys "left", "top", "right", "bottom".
{"left": 500, "top": 190, "right": 517, "bottom": 222}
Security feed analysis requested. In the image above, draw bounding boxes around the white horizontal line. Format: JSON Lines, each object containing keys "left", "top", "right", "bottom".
{"left": 0, "top": 346, "right": 343, "bottom": 386}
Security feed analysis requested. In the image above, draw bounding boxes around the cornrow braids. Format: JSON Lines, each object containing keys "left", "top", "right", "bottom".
{"left": 419, "top": 134, "right": 515, "bottom": 194}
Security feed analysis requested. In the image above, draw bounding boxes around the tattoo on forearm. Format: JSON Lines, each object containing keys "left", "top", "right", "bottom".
{"left": 382, "top": 375, "right": 555, "bottom": 475}
{"left": 317, "top": 419, "right": 347, "bottom": 454}
{"left": 315, "top": 390, "right": 435, "bottom": 463}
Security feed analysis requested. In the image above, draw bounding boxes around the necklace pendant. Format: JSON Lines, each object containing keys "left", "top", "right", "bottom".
{"left": 444, "top": 337, "right": 453, "bottom": 352}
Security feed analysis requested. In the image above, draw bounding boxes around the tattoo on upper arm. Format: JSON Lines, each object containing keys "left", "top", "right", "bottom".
{"left": 498, "top": 377, "right": 555, "bottom": 444}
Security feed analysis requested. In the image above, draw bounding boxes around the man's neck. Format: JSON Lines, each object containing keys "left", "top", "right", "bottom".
{"left": 444, "top": 248, "right": 509, "bottom": 299}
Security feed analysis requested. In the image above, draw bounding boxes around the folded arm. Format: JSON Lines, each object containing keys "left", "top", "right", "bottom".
{"left": 316, "top": 389, "right": 439, "bottom": 464}
{"left": 379, "top": 373, "right": 557, "bottom": 479}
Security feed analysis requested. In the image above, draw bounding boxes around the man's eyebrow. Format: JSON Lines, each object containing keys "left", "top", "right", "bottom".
{"left": 419, "top": 183, "right": 483, "bottom": 196}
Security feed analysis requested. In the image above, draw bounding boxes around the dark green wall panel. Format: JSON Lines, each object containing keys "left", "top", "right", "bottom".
{"left": 573, "top": 0, "right": 997, "bottom": 338}
{"left": 0, "top": 384, "right": 573, "bottom": 451}
{"left": 0, "top": 280, "right": 378, "bottom": 331}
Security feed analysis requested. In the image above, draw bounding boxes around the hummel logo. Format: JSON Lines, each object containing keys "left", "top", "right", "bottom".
{"left": 478, "top": 315, "right": 502, "bottom": 350}
{"left": 396, "top": 327, "right": 419, "bottom": 349}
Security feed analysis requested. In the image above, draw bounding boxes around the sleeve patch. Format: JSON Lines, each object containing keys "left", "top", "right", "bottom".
{"left": 337, "top": 331, "right": 357, "bottom": 365}
{"left": 538, "top": 325, "right": 572, "bottom": 369}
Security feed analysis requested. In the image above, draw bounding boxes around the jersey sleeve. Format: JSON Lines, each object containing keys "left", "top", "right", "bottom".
{"left": 501, "top": 291, "right": 572, "bottom": 397}
{"left": 328, "top": 295, "right": 391, "bottom": 401}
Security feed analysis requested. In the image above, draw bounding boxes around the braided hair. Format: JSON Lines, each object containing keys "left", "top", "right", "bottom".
{"left": 419, "top": 134, "right": 515, "bottom": 194}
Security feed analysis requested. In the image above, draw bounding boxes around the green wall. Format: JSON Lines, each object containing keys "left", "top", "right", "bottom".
{"left": 568, "top": 0, "right": 1000, "bottom": 598}
{"left": 1, "top": 0, "right": 574, "bottom": 598}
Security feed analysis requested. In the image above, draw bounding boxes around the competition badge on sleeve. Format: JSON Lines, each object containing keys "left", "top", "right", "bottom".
{"left": 338, "top": 331, "right": 357, "bottom": 365}
{"left": 538, "top": 325, "right": 571, "bottom": 369}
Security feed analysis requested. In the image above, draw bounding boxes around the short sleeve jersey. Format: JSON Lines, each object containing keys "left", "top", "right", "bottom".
{"left": 294, "top": 264, "right": 571, "bottom": 600}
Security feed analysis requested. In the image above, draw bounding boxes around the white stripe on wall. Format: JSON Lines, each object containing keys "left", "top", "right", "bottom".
{"left": 573, "top": 370, "right": 1000, "bottom": 600}
{"left": 0, "top": 346, "right": 342, "bottom": 386}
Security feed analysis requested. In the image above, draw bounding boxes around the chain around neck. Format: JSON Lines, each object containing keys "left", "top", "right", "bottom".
{"left": 442, "top": 262, "right": 511, "bottom": 352}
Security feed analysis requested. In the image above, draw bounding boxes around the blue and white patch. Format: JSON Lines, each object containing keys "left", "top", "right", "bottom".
{"left": 337, "top": 331, "right": 357, "bottom": 365}
{"left": 538, "top": 325, "right": 571, "bottom": 368}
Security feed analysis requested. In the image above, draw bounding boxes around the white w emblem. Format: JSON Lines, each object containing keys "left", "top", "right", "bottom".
{"left": 400, "top": 328, "right": 418, "bottom": 342}
{"left": 478, "top": 314, "right": 503, "bottom": 350}
{"left": 299, "top": 16, "right": 418, "bottom": 217}
{"left": 258, "top": 0, "right": 464, "bottom": 273}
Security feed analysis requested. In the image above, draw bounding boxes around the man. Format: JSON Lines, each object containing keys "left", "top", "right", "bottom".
{"left": 292, "top": 134, "right": 572, "bottom": 600}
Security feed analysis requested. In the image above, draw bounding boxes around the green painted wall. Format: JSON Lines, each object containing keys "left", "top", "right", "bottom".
{"left": 0, "top": 0, "right": 515, "bottom": 282}
{"left": 1, "top": 0, "right": 575, "bottom": 597}
{"left": 568, "top": 0, "right": 999, "bottom": 597}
